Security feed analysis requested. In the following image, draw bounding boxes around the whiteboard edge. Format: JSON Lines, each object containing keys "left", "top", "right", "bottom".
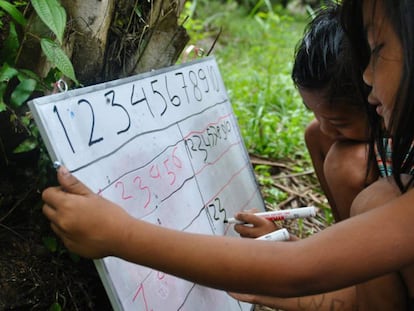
{"left": 27, "top": 57, "right": 217, "bottom": 105}
{"left": 28, "top": 101, "right": 58, "bottom": 163}
{"left": 94, "top": 259, "right": 124, "bottom": 311}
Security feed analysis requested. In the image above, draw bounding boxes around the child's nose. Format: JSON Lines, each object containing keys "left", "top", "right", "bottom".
{"left": 363, "top": 63, "right": 373, "bottom": 87}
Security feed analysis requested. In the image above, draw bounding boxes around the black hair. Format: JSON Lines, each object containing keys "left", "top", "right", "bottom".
{"left": 341, "top": 0, "right": 414, "bottom": 191}
{"left": 291, "top": 1, "right": 367, "bottom": 106}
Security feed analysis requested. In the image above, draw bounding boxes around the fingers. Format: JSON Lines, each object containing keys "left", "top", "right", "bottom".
{"left": 235, "top": 212, "right": 270, "bottom": 226}
{"left": 42, "top": 202, "right": 57, "bottom": 221}
{"left": 41, "top": 166, "right": 93, "bottom": 231}
{"left": 234, "top": 223, "right": 270, "bottom": 238}
{"left": 227, "top": 292, "right": 255, "bottom": 303}
{"left": 234, "top": 212, "right": 278, "bottom": 238}
{"left": 56, "top": 166, "right": 93, "bottom": 195}
{"left": 49, "top": 222, "right": 83, "bottom": 256}
{"left": 50, "top": 221, "right": 64, "bottom": 236}
{"left": 42, "top": 186, "right": 67, "bottom": 212}
{"left": 42, "top": 166, "right": 92, "bottom": 210}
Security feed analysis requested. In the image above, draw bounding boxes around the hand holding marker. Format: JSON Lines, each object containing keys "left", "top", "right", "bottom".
{"left": 224, "top": 206, "right": 316, "bottom": 224}
{"left": 227, "top": 206, "right": 317, "bottom": 242}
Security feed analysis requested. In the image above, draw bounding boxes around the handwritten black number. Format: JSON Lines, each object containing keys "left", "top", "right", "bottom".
{"left": 105, "top": 90, "right": 131, "bottom": 135}
{"left": 131, "top": 84, "right": 154, "bottom": 117}
{"left": 201, "top": 133, "right": 211, "bottom": 147}
{"left": 164, "top": 75, "right": 181, "bottom": 107}
{"left": 184, "top": 139, "right": 194, "bottom": 158}
{"left": 198, "top": 68, "right": 209, "bottom": 93}
{"left": 53, "top": 105, "right": 75, "bottom": 153}
{"left": 193, "top": 135, "right": 208, "bottom": 162}
{"left": 189, "top": 70, "right": 202, "bottom": 101}
{"left": 150, "top": 79, "right": 168, "bottom": 116}
{"left": 208, "top": 198, "right": 226, "bottom": 221}
{"left": 175, "top": 72, "right": 189, "bottom": 104}
{"left": 208, "top": 65, "right": 220, "bottom": 92}
{"left": 206, "top": 126, "right": 217, "bottom": 146}
{"left": 78, "top": 99, "right": 104, "bottom": 146}
{"left": 216, "top": 198, "right": 226, "bottom": 220}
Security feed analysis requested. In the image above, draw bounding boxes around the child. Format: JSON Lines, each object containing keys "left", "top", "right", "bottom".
{"left": 235, "top": 2, "right": 376, "bottom": 243}
{"left": 230, "top": 3, "right": 381, "bottom": 309}
{"left": 42, "top": 0, "right": 414, "bottom": 309}
{"left": 234, "top": 2, "right": 377, "bottom": 245}
{"left": 236, "top": 2, "right": 377, "bottom": 245}
{"left": 295, "top": 1, "right": 376, "bottom": 222}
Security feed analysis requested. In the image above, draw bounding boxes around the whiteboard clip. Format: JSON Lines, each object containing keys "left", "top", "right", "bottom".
{"left": 182, "top": 45, "right": 205, "bottom": 62}
{"left": 53, "top": 79, "right": 68, "bottom": 94}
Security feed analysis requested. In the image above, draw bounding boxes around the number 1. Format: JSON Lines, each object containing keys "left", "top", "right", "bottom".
{"left": 53, "top": 105, "right": 75, "bottom": 153}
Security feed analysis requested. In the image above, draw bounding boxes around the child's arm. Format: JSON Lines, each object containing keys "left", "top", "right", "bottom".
{"left": 228, "top": 286, "right": 356, "bottom": 311}
{"left": 304, "top": 120, "right": 338, "bottom": 218}
{"left": 42, "top": 166, "right": 414, "bottom": 297}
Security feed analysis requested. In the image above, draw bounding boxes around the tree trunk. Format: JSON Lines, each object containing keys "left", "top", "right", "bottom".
{"left": 60, "top": 0, "right": 116, "bottom": 85}
{"left": 16, "top": 0, "right": 189, "bottom": 86}
{"left": 61, "top": 0, "right": 189, "bottom": 85}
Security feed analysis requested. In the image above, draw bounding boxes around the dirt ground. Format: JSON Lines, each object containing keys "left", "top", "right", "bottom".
{"left": 0, "top": 161, "right": 112, "bottom": 310}
{"left": 0, "top": 155, "right": 329, "bottom": 310}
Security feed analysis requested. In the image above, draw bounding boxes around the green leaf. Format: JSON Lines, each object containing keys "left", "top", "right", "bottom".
{"left": 49, "top": 302, "right": 62, "bottom": 311}
{"left": 0, "top": 0, "right": 27, "bottom": 26}
{"left": 10, "top": 78, "right": 36, "bottom": 107}
{"left": 69, "top": 252, "right": 80, "bottom": 263}
{"left": 31, "top": 0, "right": 66, "bottom": 44}
{"left": 40, "top": 39, "right": 78, "bottom": 84}
{"left": 0, "top": 83, "right": 6, "bottom": 112}
{"left": 17, "top": 69, "right": 41, "bottom": 82}
{"left": 1, "top": 21, "right": 19, "bottom": 64}
{"left": 0, "top": 82, "right": 6, "bottom": 112}
{"left": 42, "top": 236, "right": 58, "bottom": 252}
{"left": 0, "top": 63, "right": 18, "bottom": 82}
{"left": 13, "top": 137, "right": 38, "bottom": 153}
{"left": 17, "top": 69, "right": 44, "bottom": 90}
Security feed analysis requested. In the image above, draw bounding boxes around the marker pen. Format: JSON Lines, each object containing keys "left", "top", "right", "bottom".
{"left": 224, "top": 206, "right": 316, "bottom": 224}
{"left": 255, "top": 228, "right": 290, "bottom": 241}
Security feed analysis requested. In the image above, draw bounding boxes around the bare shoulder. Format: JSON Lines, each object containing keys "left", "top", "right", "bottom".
{"left": 350, "top": 177, "right": 402, "bottom": 216}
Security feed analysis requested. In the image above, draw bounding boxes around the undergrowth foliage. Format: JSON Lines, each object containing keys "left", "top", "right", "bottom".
{"left": 183, "top": 0, "right": 312, "bottom": 162}
{"left": 0, "top": 0, "right": 77, "bottom": 156}
{"left": 0, "top": 2, "right": 78, "bottom": 309}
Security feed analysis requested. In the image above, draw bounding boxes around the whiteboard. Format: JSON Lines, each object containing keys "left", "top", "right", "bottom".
{"left": 29, "top": 57, "right": 265, "bottom": 311}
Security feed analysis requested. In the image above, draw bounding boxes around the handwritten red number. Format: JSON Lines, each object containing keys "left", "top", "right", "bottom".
{"left": 133, "top": 176, "right": 151, "bottom": 209}
{"left": 132, "top": 283, "right": 153, "bottom": 311}
{"left": 163, "top": 158, "right": 176, "bottom": 185}
{"left": 115, "top": 181, "right": 133, "bottom": 200}
{"left": 172, "top": 146, "right": 182, "bottom": 168}
{"left": 149, "top": 164, "right": 161, "bottom": 179}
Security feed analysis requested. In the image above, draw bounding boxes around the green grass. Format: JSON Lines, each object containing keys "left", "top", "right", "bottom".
{"left": 182, "top": 1, "right": 314, "bottom": 165}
